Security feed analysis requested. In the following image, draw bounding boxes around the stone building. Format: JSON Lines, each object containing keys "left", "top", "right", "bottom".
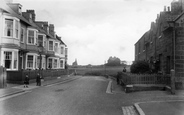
{"left": 135, "top": 0, "right": 184, "bottom": 88}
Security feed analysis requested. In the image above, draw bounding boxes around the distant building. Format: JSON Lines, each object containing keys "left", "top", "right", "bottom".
{"left": 135, "top": 0, "right": 184, "bottom": 89}
{"left": 72, "top": 59, "right": 78, "bottom": 67}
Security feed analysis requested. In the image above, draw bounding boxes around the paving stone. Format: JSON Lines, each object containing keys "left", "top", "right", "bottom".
{"left": 122, "top": 106, "right": 139, "bottom": 115}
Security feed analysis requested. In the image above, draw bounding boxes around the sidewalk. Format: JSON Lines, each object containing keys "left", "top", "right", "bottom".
{"left": 0, "top": 75, "right": 81, "bottom": 98}
{"left": 110, "top": 78, "right": 184, "bottom": 115}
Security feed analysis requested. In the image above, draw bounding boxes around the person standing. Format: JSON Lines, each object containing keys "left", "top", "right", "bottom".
{"left": 36, "top": 73, "right": 41, "bottom": 86}
{"left": 123, "top": 67, "right": 127, "bottom": 72}
{"left": 116, "top": 72, "right": 121, "bottom": 85}
{"left": 24, "top": 74, "right": 29, "bottom": 88}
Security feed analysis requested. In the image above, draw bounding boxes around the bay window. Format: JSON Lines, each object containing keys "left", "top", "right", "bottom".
{"left": 27, "top": 55, "right": 34, "bottom": 69}
{"left": 4, "top": 17, "right": 19, "bottom": 39}
{"left": 3, "top": 50, "right": 18, "bottom": 70}
{"left": 4, "top": 19, "right": 13, "bottom": 37}
{"left": 26, "top": 54, "right": 38, "bottom": 70}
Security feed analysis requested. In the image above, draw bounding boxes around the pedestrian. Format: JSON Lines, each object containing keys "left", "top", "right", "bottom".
{"left": 123, "top": 67, "right": 126, "bottom": 72}
{"left": 24, "top": 74, "right": 29, "bottom": 88}
{"left": 116, "top": 72, "right": 121, "bottom": 85}
{"left": 36, "top": 73, "right": 41, "bottom": 86}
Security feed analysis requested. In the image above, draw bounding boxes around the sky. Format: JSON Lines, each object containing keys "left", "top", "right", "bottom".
{"left": 12, "top": 0, "right": 173, "bottom": 65}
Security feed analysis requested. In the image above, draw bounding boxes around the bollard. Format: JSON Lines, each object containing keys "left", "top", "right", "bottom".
{"left": 171, "top": 69, "right": 175, "bottom": 94}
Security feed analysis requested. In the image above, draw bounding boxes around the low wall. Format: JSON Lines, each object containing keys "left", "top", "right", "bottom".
{"left": 7, "top": 69, "right": 75, "bottom": 84}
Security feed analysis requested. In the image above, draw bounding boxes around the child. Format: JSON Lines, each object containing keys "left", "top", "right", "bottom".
{"left": 24, "top": 74, "right": 29, "bottom": 88}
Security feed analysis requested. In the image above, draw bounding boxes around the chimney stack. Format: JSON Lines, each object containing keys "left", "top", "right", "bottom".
{"left": 49, "top": 24, "right": 55, "bottom": 37}
{"left": 164, "top": 6, "right": 166, "bottom": 12}
{"left": 168, "top": 6, "right": 170, "bottom": 12}
{"left": 26, "top": 10, "right": 36, "bottom": 22}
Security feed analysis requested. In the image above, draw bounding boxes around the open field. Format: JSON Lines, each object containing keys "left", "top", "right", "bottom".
{"left": 69, "top": 66, "right": 130, "bottom": 77}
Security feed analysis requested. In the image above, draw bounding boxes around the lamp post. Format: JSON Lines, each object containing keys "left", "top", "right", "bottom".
{"left": 38, "top": 44, "right": 43, "bottom": 78}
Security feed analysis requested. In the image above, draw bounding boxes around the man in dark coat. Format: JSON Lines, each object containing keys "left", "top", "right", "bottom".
{"left": 36, "top": 73, "right": 41, "bottom": 86}
{"left": 116, "top": 72, "right": 121, "bottom": 85}
{"left": 123, "top": 67, "right": 127, "bottom": 72}
{"left": 24, "top": 74, "right": 29, "bottom": 88}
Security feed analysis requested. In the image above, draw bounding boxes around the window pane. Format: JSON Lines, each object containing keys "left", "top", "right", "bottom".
{"left": 54, "top": 59, "right": 57, "bottom": 68}
{"left": 28, "top": 30, "right": 34, "bottom": 44}
{"left": 49, "top": 41, "right": 53, "bottom": 50}
{"left": 4, "top": 19, "right": 13, "bottom": 37}
{"left": 14, "top": 52, "right": 18, "bottom": 69}
{"left": 55, "top": 43, "right": 58, "bottom": 53}
{"left": 15, "top": 20, "right": 19, "bottom": 38}
{"left": 27, "top": 55, "right": 33, "bottom": 69}
{"left": 60, "top": 60, "right": 63, "bottom": 68}
{"left": 48, "top": 58, "right": 52, "bottom": 68}
{"left": 20, "top": 28, "right": 24, "bottom": 42}
{"left": 61, "top": 47, "right": 64, "bottom": 54}
{"left": 37, "top": 56, "right": 40, "bottom": 68}
{"left": 38, "top": 35, "right": 43, "bottom": 46}
{"left": 4, "top": 52, "right": 12, "bottom": 69}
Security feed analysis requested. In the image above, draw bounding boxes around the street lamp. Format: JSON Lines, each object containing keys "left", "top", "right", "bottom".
{"left": 38, "top": 44, "right": 44, "bottom": 77}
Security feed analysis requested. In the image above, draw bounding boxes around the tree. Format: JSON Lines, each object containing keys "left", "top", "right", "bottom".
{"left": 130, "top": 60, "right": 150, "bottom": 74}
{"left": 106, "top": 56, "right": 121, "bottom": 66}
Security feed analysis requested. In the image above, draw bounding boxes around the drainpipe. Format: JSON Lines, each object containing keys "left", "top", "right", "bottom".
{"left": 168, "top": 20, "right": 176, "bottom": 94}
{"left": 171, "top": 22, "right": 176, "bottom": 94}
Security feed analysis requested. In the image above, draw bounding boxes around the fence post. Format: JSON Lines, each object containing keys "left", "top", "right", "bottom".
{"left": 171, "top": 69, "right": 175, "bottom": 94}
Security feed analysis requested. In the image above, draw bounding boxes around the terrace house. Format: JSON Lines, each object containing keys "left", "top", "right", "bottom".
{"left": 0, "top": 0, "right": 68, "bottom": 83}
{"left": 135, "top": 0, "right": 184, "bottom": 89}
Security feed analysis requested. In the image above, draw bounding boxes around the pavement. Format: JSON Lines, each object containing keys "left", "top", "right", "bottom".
{"left": 110, "top": 77, "right": 184, "bottom": 115}
{"left": 0, "top": 75, "right": 81, "bottom": 98}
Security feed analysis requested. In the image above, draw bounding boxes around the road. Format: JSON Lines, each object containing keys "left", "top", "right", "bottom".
{"left": 0, "top": 76, "right": 126, "bottom": 115}
{"left": 1, "top": 76, "right": 184, "bottom": 115}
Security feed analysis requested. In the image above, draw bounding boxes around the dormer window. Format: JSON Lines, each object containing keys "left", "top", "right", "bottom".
{"left": 18, "top": 6, "right": 22, "bottom": 15}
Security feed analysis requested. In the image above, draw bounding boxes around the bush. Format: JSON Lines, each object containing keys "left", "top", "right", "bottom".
{"left": 130, "top": 61, "right": 150, "bottom": 74}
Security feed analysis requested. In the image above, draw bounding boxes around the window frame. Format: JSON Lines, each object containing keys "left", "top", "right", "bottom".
{"left": 37, "top": 33, "right": 46, "bottom": 47}
{"left": 61, "top": 46, "right": 64, "bottom": 55}
{"left": 27, "top": 28, "right": 38, "bottom": 45}
{"left": 55, "top": 42, "right": 59, "bottom": 53}
{"left": 2, "top": 48, "right": 18, "bottom": 71}
{"left": 20, "top": 27, "right": 25, "bottom": 43}
{"left": 3, "top": 16, "right": 20, "bottom": 39}
{"left": 60, "top": 59, "right": 64, "bottom": 68}
{"left": 48, "top": 40, "right": 54, "bottom": 51}
{"left": 26, "top": 53, "right": 37, "bottom": 70}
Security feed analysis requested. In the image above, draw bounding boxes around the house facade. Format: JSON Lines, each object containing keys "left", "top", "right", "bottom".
{"left": 0, "top": 0, "right": 68, "bottom": 83}
{"left": 135, "top": 0, "right": 184, "bottom": 89}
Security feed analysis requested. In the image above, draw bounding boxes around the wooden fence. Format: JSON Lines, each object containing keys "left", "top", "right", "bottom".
{"left": 120, "top": 73, "right": 171, "bottom": 86}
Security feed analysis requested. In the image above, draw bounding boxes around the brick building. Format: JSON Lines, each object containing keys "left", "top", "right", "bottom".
{"left": 135, "top": 0, "right": 184, "bottom": 88}
{"left": 0, "top": 0, "right": 68, "bottom": 83}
